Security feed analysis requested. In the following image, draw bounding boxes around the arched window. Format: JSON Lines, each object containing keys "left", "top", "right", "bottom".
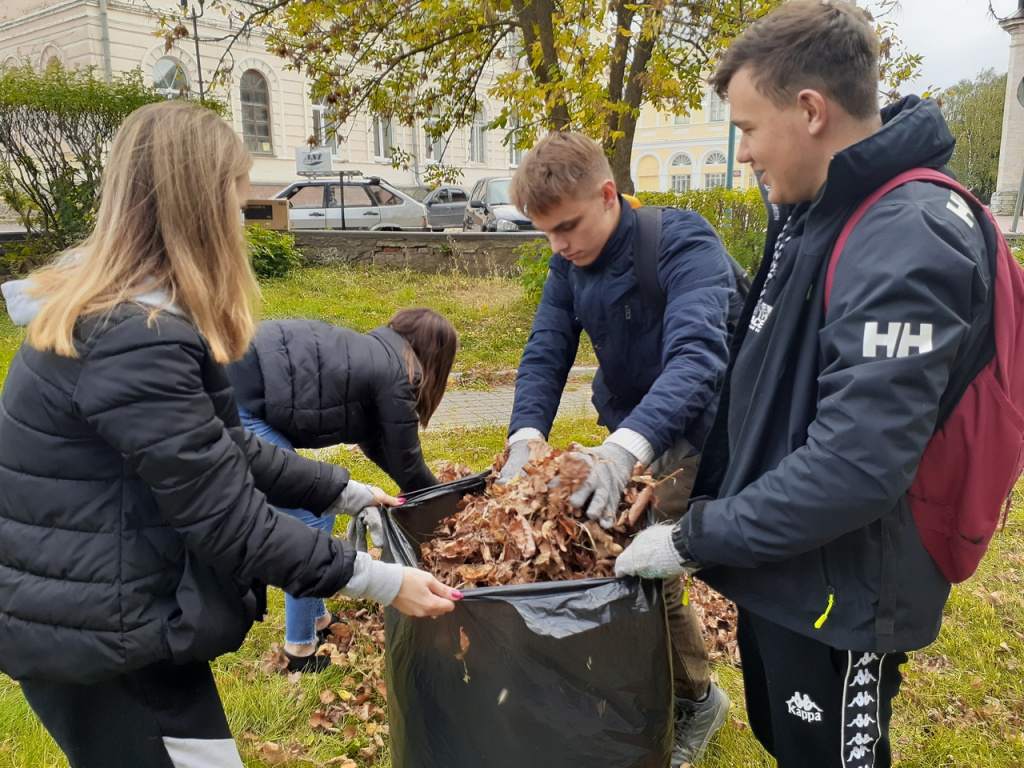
{"left": 240, "top": 70, "right": 273, "bottom": 154}
{"left": 669, "top": 154, "right": 693, "bottom": 192}
{"left": 153, "top": 57, "right": 189, "bottom": 99}
{"left": 705, "top": 151, "right": 728, "bottom": 165}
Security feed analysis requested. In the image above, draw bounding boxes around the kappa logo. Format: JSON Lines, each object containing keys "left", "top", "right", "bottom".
{"left": 862, "top": 321, "right": 933, "bottom": 358}
{"left": 846, "top": 732, "right": 874, "bottom": 747}
{"left": 847, "top": 713, "right": 877, "bottom": 728}
{"left": 847, "top": 691, "right": 876, "bottom": 708}
{"left": 853, "top": 653, "right": 879, "bottom": 668}
{"left": 851, "top": 668, "right": 878, "bottom": 686}
{"left": 848, "top": 745, "right": 871, "bottom": 761}
{"left": 786, "top": 692, "right": 824, "bottom": 722}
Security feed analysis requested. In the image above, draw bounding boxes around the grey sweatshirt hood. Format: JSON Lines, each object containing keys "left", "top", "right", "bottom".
{"left": 1, "top": 279, "right": 43, "bottom": 327}
{"left": 2, "top": 277, "right": 181, "bottom": 327}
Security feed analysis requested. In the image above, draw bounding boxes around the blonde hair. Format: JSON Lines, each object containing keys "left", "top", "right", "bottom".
{"left": 26, "top": 101, "right": 257, "bottom": 363}
{"left": 388, "top": 308, "right": 457, "bottom": 428}
{"left": 509, "top": 131, "right": 612, "bottom": 217}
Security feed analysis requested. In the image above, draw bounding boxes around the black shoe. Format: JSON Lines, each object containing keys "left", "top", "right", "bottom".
{"left": 316, "top": 612, "right": 348, "bottom": 641}
{"left": 284, "top": 645, "right": 332, "bottom": 673}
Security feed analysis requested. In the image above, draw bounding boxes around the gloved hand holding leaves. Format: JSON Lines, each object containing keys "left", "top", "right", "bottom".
{"left": 568, "top": 442, "right": 639, "bottom": 529}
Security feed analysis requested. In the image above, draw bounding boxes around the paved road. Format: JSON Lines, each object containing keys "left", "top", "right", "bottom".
{"left": 428, "top": 382, "right": 596, "bottom": 431}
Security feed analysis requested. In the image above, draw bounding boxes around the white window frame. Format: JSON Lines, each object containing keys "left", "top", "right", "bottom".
{"left": 373, "top": 116, "right": 394, "bottom": 161}
{"left": 469, "top": 112, "right": 487, "bottom": 165}
{"left": 311, "top": 100, "right": 339, "bottom": 157}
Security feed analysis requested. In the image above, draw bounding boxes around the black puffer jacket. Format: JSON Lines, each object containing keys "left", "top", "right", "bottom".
{"left": 227, "top": 320, "right": 437, "bottom": 494}
{"left": 0, "top": 306, "right": 358, "bottom": 684}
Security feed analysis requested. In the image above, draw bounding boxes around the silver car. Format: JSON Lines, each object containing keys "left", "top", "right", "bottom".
{"left": 272, "top": 177, "right": 428, "bottom": 230}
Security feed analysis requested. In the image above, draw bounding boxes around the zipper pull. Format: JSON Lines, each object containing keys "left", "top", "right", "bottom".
{"left": 625, "top": 304, "right": 632, "bottom": 320}
{"left": 814, "top": 588, "right": 835, "bottom": 629}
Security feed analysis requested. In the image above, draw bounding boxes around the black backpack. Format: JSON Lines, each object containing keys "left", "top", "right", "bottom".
{"left": 631, "top": 205, "right": 751, "bottom": 323}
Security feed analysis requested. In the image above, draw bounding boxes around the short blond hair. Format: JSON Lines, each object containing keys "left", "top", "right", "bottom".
{"left": 26, "top": 101, "right": 257, "bottom": 364}
{"left": 510, "top": 132, "right": 612, "bottom": 216}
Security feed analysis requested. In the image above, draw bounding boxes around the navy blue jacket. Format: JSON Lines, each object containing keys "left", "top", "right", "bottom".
{"left": 509, "top": 199, "right": 736, "bottom": 457}
{"left": 681, "top": 97, "right": 995, "bottom": 653}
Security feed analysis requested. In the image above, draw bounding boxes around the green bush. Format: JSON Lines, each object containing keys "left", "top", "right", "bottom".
{"left": 636, "top": 187, "right": 767, "bottom": 275}
{"left": 515, "top": 237, "right": 552, "bottom": 304}
{"left": 247, "top": 225, "right": 304, "bottom": 280}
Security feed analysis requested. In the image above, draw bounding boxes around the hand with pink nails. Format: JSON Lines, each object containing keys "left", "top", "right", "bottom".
{"left": 391, "top": 569, "right": 463, "bottom": 617}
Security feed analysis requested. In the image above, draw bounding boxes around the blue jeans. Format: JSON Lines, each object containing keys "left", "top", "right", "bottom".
{"left": 239, "top": 408, "right": 335, "bottom": 645}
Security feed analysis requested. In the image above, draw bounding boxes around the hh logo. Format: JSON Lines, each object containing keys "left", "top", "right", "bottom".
{"left": 786, "top": 692, "right": 824, "bottom": 722}
{"left": 862, "top": 322, "right": 933, "bottom": 358}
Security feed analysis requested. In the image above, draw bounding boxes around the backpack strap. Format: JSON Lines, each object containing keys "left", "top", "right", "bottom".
{"left": 825, "top": 168, "right": 974, "bottom": 310}
{"left": 824, "top": 167, "right": 999, "bottom": 427}
{"left": 632, "top": 206, "right": 667, "bottom": 317}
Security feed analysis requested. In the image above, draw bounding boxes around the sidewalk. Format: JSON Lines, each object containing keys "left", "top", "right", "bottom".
{"left": 428, "top": 382, "right": 596, "bottom": 431}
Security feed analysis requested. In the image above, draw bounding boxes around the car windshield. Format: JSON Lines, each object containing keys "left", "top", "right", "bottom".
{"left": 400, "top": 186, "right": 429, "bottom": 201}
{"left": 486, "top": 179, "right": 512, "bottom": 206}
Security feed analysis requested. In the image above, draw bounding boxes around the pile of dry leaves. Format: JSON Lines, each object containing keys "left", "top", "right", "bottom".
{"left": 421, "top": 440, "right": 655, "bottom": 588}
{"left": 420, "top": 441, "right": 740, "bottom": 662}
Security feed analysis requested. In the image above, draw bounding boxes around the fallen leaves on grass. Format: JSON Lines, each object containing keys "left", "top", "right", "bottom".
{"left": 429, "top": 459, "right": 476, "bottom": 483}
{"left": 687, "top": 577, "right": 740, "bottom": 664}
{"left": 421, "top": 440, "right": 654, "bottom": 588}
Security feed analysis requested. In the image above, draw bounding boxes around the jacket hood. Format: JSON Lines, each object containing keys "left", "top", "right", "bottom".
{"left": 1, "top": 277, "right": 180, "bottom": 327}
{"left": 1, "top": 279, "right": 43, "bottom": 327}
{"left": 817, "top": 96, "right": 954, "bottom": 215}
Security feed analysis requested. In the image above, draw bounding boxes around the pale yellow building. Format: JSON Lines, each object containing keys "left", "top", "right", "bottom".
{"left": 0, "top": 0, "right": 523, "bottom": 197}
{"left": 632, "top": 88, "right": 757, "bottom": 194}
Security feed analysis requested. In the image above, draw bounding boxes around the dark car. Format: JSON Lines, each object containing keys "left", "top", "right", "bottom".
{"left": 401, "top": 185, "right": 470, "bottom": 230}
{"left": 462, "top": 177, "right": 535, "bottom": 232}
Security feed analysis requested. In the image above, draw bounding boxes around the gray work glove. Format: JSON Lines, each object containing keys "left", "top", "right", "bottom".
{"left": 614, "top": 523, "right": 699, "bottom": 579}
{"left": 569, "top": 442, "right": 638, "bottom": 529}
{"left": 326, "top": 480, "right": 376, "bottom": 517}
{"left": 345, "top": 506, "right": 385, "bottom": 552}
{"left": 495, "top": 437, "right": 537, "bottom": 485}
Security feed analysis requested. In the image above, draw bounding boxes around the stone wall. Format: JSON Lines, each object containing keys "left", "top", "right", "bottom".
{"left": 294, "top": 231, "right": 544, "bottom": 277}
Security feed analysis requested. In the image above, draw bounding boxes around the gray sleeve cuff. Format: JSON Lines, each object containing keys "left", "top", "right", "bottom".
{"left": 606, "top": 428, "right": 655, "bottom": 468}
{"left": 509, "top": 427, "right": 545, "bottom": 444}
{"left": 340, "top": 551, "right": 404, "bottom": 606}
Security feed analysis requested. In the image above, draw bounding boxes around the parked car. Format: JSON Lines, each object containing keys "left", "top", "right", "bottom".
{"left": 462, "top": 177, "right": 535, "bottom": 232}
{"left": 400, "top": 185, "right": 470, "bottom": 230}
{"left": 272, "top": 177, "right": 428, "bottom": 230}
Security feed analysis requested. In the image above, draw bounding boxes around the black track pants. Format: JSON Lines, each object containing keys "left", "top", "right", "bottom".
{"left": 737, "top": 608, "right": 907, "bottom": 768}
{"left": 19, "top": 660, "right": 243, "bottom": 768}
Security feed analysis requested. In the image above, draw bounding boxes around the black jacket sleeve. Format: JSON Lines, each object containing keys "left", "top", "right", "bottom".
{"left": 358, "top": 377, "right": 437, "bottom": 493}
{"left": 73, "top": 315, "right": 357, "bottom": 597}
{"left": 234, "top": 427, "right": 349, "bottom": 515}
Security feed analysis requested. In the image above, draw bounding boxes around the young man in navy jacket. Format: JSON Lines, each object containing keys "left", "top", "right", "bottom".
{"left": 616, "top": 3, "right": 996, "bottom": 767}
{"left": 498, "top": 130, "right": 741, "bottom": 766}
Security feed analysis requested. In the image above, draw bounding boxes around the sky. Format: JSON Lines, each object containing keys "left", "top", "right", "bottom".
{"left": 890, "top": 0, "right": 1019, "bottom": 90}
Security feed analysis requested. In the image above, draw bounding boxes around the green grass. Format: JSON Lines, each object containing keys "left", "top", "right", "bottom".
{"left": 1, "top": 264, "right": 1023, "bottom": 766}
{"left": 257, "top": 264, "right": 596, "bottom": 378}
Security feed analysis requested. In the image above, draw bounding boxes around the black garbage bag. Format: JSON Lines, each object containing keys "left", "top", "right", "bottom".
{"left": 381, "top": 472, "right": 672, "bottom": 768}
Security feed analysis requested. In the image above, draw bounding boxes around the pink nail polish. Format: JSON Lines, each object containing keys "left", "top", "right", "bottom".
{"left": 452, "top": 590, "right": 464, "bottom": 600}
{"left": 397, "top": 497, "right": 407, "bottom": 504}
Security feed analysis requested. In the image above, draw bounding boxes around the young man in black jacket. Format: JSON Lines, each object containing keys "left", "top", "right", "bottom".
{"left": 616, "top": 3, "right": 996, "bottom": 767}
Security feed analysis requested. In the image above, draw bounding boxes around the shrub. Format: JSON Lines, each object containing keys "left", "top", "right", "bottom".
{"left": 247, "top": 225, "right": 304, "bottom": 279}
{"left": 515, "top": 237, "right": 552, "bottom": 304}
{"left": 636, "top": 187, "right": 767, "bottom": 275}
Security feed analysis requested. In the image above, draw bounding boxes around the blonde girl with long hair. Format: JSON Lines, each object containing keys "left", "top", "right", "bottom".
{"left": 0, "top": 101, "right": 459, "bottom": 768}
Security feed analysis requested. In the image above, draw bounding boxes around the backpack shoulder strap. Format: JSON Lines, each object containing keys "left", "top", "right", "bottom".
{"left": 632, "top": 206, "right": 667, "bottom": 317}
{"left": 825, "top": 168, "right": 975, "bottom": 311}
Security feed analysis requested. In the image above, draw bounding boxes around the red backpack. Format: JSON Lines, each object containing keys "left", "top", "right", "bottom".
{"left": 825, "top": 168, "right": 1024, "bottom": 583}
